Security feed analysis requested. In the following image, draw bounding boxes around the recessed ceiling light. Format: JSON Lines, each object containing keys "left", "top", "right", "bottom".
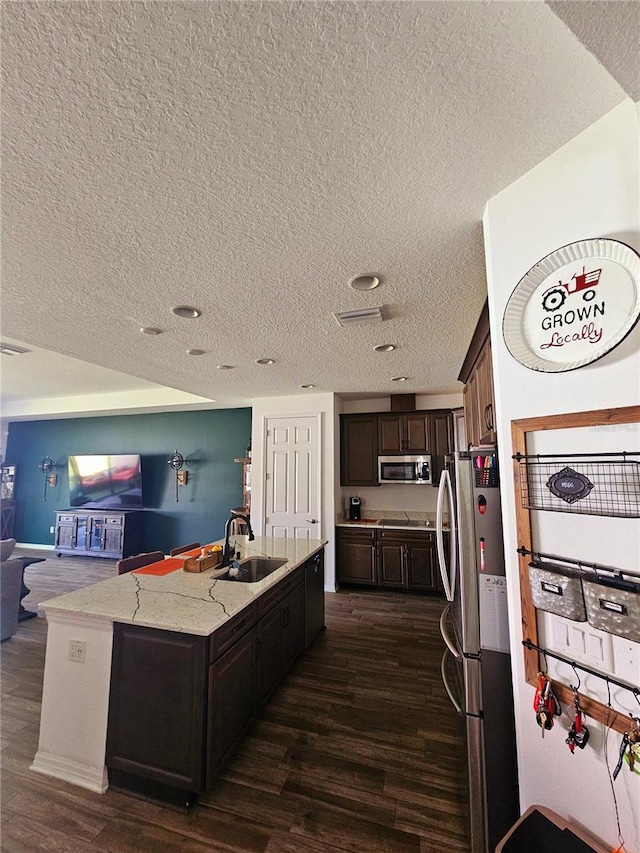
{"left": 187, "top": 349, "right": 205, "bottom": 356}
{"left": 300, "top": 384, "right": 316, "bottom": 389}
{"left": 374, "top": 344, "right": 396, "bottom": 352}
{"left": 140, "top": 327, "right": 162, "bottom": 335}
{"left": 0, "top": 343, "right": 30, "bottom": 355}
{"left": 172, "top": 305, "right": 202, "bottom": 319}
{"left": 349, "top": 273, "right": 381, "bottom": 292}
{"left": 255, "top": 358, "right": 275, "bottom": 365}
{"left": 217, "top": 364, "right": 234, "bottom": 370}
{"left": 392, "top": 376, "right": 408, "bottom": 382}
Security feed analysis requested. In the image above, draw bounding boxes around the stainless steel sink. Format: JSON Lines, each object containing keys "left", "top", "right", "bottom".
{"left": 217, "top": 556, "right": 288, "bottom": 583}
{"left": 380, "top": 518, "right": 430, "bottom": 528}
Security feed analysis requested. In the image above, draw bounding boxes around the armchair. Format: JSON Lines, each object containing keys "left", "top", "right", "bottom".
{"left": 1, "top": 539, "right": 23, "bottom": 641}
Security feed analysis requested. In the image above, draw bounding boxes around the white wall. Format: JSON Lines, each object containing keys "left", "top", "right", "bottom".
{"left": 484, "top": 100, "right": 640, "bottom": 850}
{"left": 250, "top": 392, "right": 338, "bottom": 591}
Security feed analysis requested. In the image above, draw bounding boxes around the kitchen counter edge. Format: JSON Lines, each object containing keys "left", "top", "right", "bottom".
{"left": 40, "top": 536, "right": 327, "bottom": 637}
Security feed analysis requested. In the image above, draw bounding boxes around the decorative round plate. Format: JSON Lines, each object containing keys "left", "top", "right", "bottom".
{"left": 502, "top": 239, "right": 640, "bottom": 372}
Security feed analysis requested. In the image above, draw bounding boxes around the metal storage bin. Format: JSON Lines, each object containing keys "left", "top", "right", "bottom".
{"left": 528, "top": 560, "right": 588, "bottom": 621}
{"left": 582, "top": 574, "right": 640, "bottom": 643}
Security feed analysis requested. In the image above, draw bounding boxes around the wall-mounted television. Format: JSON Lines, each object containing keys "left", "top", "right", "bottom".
{"left": 68, "top": 454, "right": 143, "bottom": 510}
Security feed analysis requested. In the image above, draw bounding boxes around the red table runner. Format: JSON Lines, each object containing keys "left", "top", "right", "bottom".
{"left": 133, "top": 557, "right": 184, "bottom": 576}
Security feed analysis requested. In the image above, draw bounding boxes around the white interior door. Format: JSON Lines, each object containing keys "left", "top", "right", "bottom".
{"left": 264, "top": 415, "right": 320, "bottom": 539}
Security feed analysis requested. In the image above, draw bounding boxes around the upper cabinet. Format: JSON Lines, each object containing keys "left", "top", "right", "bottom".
{"left": 378, "top": 412, "right": 431, "bottom": 454}
{"left": 340, "top": 414, "right": 380, "bottom": 487}
{"left": 340, "top": 409, "right": 453, "bottom": 486}
{"left": 430, "top": 409, "right": 454, "bottom": 484}
{"left": 458, "top": 300, "right": 496, "bottom": 448}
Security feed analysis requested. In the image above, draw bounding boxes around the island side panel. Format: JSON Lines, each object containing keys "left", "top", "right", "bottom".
{"left": 31, "top": 612, "right": 114, "bottom": 793}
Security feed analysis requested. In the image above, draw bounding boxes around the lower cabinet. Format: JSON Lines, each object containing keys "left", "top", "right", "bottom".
{"left": 257, "top": 567, "right": 305, "bottom": 709}
{"left": 106, "top": 624, "right": 208, "bottom": 805}
{"left": 207, "top": 627, "right": 256, "bottom": 783}
{"left": 336, "top": 528, "right": 377, "bottom": 585}
{"left": 378, "top": 534, "right": 406, "bottom": 588}
{"left": 337, "top": 527, "right": 445, "bottom": 594}
{"left": 106, "top": 552, "right": 323, "bottom": 806}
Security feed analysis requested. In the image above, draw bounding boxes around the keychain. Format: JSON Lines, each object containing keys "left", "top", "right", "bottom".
{"left": 613, "top": 717, "right": 640, "bottom": 780}
{"left": 565, "top": 687, "right": 590, "bottom": 753}
{"left": 533, "top": 672, "right": 561, "bottom": 737}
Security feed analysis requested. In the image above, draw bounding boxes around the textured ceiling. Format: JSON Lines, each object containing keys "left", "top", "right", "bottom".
{"left": 0, "top": 1, "right": 633, "bottom": 415}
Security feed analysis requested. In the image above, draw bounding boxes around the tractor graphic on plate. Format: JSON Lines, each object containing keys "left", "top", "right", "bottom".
{"left": 541, "top": 266, "right": 602, "bottom": 312}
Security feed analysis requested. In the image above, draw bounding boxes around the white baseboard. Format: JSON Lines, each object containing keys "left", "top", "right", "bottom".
{"left": 17, "top": 543, "right": 55, "bottom": 551}
{"left": 31, "top": 750, "right": 108, "bottom": 793}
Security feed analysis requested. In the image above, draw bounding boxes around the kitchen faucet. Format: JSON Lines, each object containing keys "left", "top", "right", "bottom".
{"left": 222, "top": 513, "right": 254, "bottom": 567}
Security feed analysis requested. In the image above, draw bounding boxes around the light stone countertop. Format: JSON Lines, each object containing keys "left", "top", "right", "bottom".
{"left": 40, "top": 536, "right": 326, "bottom": 636}
{"left": 335, "top": 518, "right": 449, "bottom": 531}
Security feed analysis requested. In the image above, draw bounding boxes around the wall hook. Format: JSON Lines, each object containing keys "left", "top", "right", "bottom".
{"left": 167, "top": 451, "right": 188, "bottom": 502}
{"left": 570, "top": 663, "right": 581, "bottom": 692}
{"left": 38, "top": 456, "right": 58, "bottom": 501}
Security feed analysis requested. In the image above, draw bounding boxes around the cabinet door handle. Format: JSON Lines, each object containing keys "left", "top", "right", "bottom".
{"left": 484, "top": 403, "right": 494, "bottom": 431}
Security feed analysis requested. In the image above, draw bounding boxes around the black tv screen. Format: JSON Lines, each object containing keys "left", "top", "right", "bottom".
{"left": 68, "top": 454, "right": 143, "bottom": 510}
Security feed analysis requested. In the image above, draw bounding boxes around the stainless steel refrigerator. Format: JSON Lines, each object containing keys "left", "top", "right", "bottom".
{"left": 436, "top": 449, "right": 519, "bottom": 853}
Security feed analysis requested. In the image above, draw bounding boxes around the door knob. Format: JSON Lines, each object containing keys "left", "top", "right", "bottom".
{"left": 306, "top": 519, "right": 318, "bottom": 524}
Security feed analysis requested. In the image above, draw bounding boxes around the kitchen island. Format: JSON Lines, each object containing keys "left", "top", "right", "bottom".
{"left": 31, "top": 536, "right": 326, "bottom": 805}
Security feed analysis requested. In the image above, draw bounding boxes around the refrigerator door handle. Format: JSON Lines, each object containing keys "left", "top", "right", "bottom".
{"left": 440, "top": 648, "right": 464, "bottom": 716}
{"left": 437, "top": 468, "right": 456, "bottom": 602}
{"left": 439, "top": 602, "right": 462, "bottom": 660}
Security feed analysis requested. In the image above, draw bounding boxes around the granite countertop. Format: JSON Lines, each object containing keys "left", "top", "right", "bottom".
{"left": 40, "top": 536, "right": 326, "bottom": 637}
{"left": 336, "top": 518, "right": 449, "bottom": 531}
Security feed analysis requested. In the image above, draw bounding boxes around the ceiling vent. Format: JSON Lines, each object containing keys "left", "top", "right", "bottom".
{"left": 0, "top": 343, "right": 30, "bottom": 356}
{"left": 333, "top": 306, "right": 384, "bottom": 327}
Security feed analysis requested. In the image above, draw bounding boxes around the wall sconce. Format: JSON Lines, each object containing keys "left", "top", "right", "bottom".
{"left": 38, "top": 456, "right": 58, "bottom": 501}
{"left": 167, "top": 451, "right": 188, "bottom": 502}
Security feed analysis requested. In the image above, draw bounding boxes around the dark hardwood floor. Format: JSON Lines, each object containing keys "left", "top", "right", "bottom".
{"left": 1, "top": 548, "right": 470, "bottom": 852}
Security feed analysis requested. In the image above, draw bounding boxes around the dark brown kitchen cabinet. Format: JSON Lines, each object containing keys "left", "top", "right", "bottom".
{"left": 462, "top": 374, "right": 480, "bottom": 450}
{"left": 340, "top": 414, "right": 379, "bottom": 486}
{"left": 106, "top": 624, "right": 207, "bottom": 804}
{"left": 337, "top": 527, "right": 445, "bottom": 594}
{"left": 475, "top": 339, "right": 496, "bottom": 445}
{"left": 207, "top": 627, "right": 256, "bottom": 783}
{"left": 378, "top": 412, "right": 431, "bottom": 454}
{"left": 107, "top": 550, "right": 323, "bottom": 807}
{"left": 459, "top": 300, "right": 496, "bottom": 448}
{"left": 430, "top": 409, "right": 453, "bottom": 484}
{"left": 257, "top": 567, "right": 305, "bottom": 709}
{"left": 378, "top": 533, "right": 406, "bottom": 588}
{"left": 406, "top": 535, "right": 441, "bottom": 592}
{"left": 378, "top": 529, "right": 440, "bottom": 592}
{"left": 336, "top": 527, "right": 377, "bottom": 586}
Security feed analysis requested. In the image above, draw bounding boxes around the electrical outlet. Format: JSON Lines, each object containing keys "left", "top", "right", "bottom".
{"left": 68, "top": 639, "right": 86, "bottom": 663}
{"left": 49, "top": 526, "right": 55, "bottom": 534}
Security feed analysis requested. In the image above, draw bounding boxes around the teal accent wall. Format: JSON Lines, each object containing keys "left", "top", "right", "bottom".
{"left": 5, "top": 408, "right": 252, "bottom": 553}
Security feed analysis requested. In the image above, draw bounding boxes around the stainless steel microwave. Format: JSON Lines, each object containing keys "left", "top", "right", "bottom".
{"left": 378, "top": 455, "right": 432, "bottom": 485}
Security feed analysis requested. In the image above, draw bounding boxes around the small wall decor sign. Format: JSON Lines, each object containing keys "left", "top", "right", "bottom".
{"left": 503, "top": 238, "right": 640, "bottom": 372}
{"left": 546, "top": 466, "right": 593, "bottom": 504}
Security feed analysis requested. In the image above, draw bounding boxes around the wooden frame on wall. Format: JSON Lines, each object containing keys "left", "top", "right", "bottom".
{"left": 511, "top": 405, "right": 640, "bottom": 735}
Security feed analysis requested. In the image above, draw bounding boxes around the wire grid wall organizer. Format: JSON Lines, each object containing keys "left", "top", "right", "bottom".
{"left": 513, "top": 451, "right": 640, "bottom": 518}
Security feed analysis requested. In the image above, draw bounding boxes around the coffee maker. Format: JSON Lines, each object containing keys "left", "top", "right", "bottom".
{"left": 348, "top": 496, "right": 361, "bottom": 521}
